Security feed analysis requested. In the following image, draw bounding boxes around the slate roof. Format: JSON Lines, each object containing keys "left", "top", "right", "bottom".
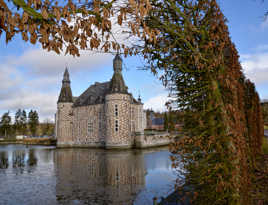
{"left": 152, "top": 118, "right": 164, "bottom": 126}
{"left": 73, "top": 82, "right": 111, "bottom": 107}
{"left": 58, "top": 68, "right": 73, "bottom": 103}
{"left": 109, "top": 72, "right": 128, "bottom": 94}
{"left": 59, "top": 55, "right": 142, "bottom": 107}
{"left": 58, "top": 86, "right": 73, "bottom": 103}
{"left": 73, "top": 81, "right": 141, "bottom": 107}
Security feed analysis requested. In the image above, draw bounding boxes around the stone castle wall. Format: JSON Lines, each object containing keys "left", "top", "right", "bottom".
{"left": 130, "top": 104, "right": 144, "bottom": 133}
{"left": 72, "top": 104, "right": 106, "bottom": 147}
{"left": 56, "top": 93, "right": 171, "bottom": 149}
{"left": 56, "top": 93, "right": 148, "bottom": 148}
{"left": 56, "top": 102, "right": 74, "bottom": 146}
{"left": 105, "top": 93, "right": 132, "bottom": 148}
{"left": 135, "top": 132, "right": 171, "bottom": 148}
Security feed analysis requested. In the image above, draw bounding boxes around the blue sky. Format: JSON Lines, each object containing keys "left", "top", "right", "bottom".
{"left": 0, "top": 0, "right": 268, "bottom": 121}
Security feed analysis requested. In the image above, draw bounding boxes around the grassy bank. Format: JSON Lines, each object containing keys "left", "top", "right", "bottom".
{"left": 0, "top": 138, "right": 57, "bottom": 146}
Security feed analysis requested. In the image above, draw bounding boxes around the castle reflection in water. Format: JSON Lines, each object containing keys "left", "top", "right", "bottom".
{"left": 0, "top": 145, "right": 175, "bottom": 205}
{"left": 55, "top": 149, "right": 146, "bottom": 205}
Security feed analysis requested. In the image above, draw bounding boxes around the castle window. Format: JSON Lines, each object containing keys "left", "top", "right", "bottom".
{"left": 115, "top": 120, "right": 119, "bottom": 132}
{"left": 115, "top": 104, "right": 118, "bottom": 117}
{"left": 88, "top": 120, "right": 93, "bottom": 134}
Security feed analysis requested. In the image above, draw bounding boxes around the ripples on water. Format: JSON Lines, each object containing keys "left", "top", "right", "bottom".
{"left": 0, "top": 145, "right": 177, "bottom": 205}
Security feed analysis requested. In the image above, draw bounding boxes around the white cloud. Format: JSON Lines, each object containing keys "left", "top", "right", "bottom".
{"left": 0, "top": 33, "right": 133, "bottom": 122}
{"left": 144, "top": 93, "right": 169, "bottom": 112}
{"left": 0, "top": 45, "right": 117, "bottom": 122}
{"left": 0, "top": 90, "right": 57, "bottom": 121}
{"left": 0, "top": 64, "right": 22, "bottom": 90}
{"left": 10, "top": 48, "right": 113, "bottom": 76}
{"left": 241, "top": 52, "right": 268, "bottom": 84}
{"left": 0, "top": 3, "right": 142, "bottom": 122}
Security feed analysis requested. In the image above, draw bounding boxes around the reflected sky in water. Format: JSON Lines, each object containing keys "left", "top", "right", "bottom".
{"left": 0, "top": 145, "right": 177, "bottom": 205}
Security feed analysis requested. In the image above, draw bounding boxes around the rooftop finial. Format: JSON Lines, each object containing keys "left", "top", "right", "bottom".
{"left": 138, "top": 90, "right": 141, "bottom": 102}
{"left": 63, "top": 67, "right": 70, "bottom": 84}
{"left": 113, "top": 54, "right": 122, "bottom": 73}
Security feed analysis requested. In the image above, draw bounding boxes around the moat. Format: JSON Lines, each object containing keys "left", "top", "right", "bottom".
{"left": 0, "top": 145, "right": 177, "bottom": 205}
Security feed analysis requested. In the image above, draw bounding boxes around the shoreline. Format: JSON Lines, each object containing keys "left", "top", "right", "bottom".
{"left": 0, "top": 138, "right": 57, "bottom": 146}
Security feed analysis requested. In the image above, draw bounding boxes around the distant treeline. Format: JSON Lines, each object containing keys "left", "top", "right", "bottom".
{"left": 0, "top": 109, "right": 54, "bottom": 138}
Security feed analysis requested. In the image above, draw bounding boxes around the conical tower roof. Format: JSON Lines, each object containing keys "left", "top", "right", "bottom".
{"left": 109, "top": 54, "right": 128, "bottom": 93}
{"left": 58, "top": 68, "right": 73, "bottom": 103}
{"left": 63, "top": 67, "right": 70, "bottom": 83}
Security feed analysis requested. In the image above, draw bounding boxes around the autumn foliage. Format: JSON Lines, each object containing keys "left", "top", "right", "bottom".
{"left": 0, "top": 0, "right": 265, "bottom": 204}
{"left": 139, "top": 0, "right": 264, "bottom": 204}
{"left": 0, "top": 0, "right": 154, "bottom": 56}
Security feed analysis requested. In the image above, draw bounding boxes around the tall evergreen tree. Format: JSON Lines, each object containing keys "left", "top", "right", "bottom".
{"left": 28, "top": 110, "right": 39, "bottom": 137}
{"left": 0, "top": 112, "right": 12, "bottom": 138}
{"left": 14, "top": 109, "right": 22, "bottom": 135}
{"left": 21, "top": 110, "right": 27, "bottom": 136}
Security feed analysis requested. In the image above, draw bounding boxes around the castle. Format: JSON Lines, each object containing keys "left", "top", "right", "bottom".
{"left": 55, "top": 54, "right": 147, "bottom": 149}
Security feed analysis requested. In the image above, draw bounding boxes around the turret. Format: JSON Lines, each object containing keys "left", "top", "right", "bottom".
{"left": 56, "top": 68, "right": 74, "bottom": 147}
{"left": 136, "top": 95, "right": 146, "bottom": 132}
{"left": 109, "top": 54, "right": 128, "bottom": 93}
{"left": 105, "top": 55, "right": 132, "bottom": 148}
{"left": 113, "top": 54, "right": 122, "bottom": 73}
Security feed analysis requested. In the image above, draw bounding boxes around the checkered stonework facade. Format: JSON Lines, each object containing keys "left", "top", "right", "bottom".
{"left": 55, "top": 55, "right": 147, "bottom": 149}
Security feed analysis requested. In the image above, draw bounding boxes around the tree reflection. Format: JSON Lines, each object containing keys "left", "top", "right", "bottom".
{"left": 27, "top": 149, "right": 37, "bottom": 166}
{"left": 27, "top": 149, "right": 38, "bottom": 173}
{"left": 0, "top": 152, "right": 9, "bottom": 169}
{"left": 12, "top": 150, "right": 26, "bottom": 174}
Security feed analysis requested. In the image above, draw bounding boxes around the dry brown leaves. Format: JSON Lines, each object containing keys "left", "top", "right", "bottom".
{"left": 0, "top": 0, "right": 158, "bottom": 57}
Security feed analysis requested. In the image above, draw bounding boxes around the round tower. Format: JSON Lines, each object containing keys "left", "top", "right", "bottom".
{"left": 105, "top": 55, "right": 132, "bottom": 149}
{"left": 56, "top": 68, "right": 74, "bottom": 147}
{"left": 136, "top": 95, "right": 145, "bottom": 133}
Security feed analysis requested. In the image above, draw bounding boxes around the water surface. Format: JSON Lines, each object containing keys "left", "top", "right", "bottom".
{"left": 0, "top": 145, "right": 177, "bottom": 205}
